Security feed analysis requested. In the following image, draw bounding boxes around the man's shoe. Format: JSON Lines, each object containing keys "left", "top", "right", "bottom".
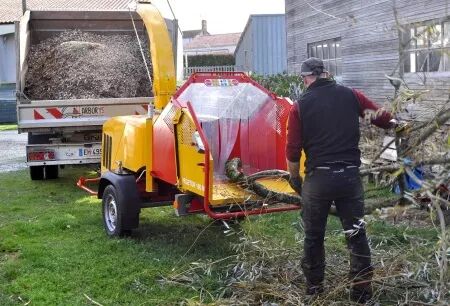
{"left": 350, "top": 286, "right": 372, "bottom": 304}
{"left": 305, "top": 284, "right": 324, "bottom": 296}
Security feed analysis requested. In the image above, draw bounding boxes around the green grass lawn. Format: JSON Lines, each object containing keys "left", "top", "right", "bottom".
{"left": 0, "top": 167, "right": 444, "bottom": 305}
{"left": 0, "top": 124, "right": 17, "bottom": 131}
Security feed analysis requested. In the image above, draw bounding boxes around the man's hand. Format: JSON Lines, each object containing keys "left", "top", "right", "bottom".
{"left": 390, "top": 119, "right": 410, "bottom": 135}
{"left": 289, "top": 175, "right": 303, "bottom": 195}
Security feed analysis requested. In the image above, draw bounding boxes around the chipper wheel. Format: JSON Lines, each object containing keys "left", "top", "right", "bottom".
{"left": 102, "top": 185, "right": 131, "bottom": 237}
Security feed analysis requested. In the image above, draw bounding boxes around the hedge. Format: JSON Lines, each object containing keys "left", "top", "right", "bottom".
{"left": 185, "top": 54, "right": 235, "bottom": 67}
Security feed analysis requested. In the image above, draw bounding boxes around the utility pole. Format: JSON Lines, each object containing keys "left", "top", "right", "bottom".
{"left": 22, "top": 0, "right": 27, "bottom": 14}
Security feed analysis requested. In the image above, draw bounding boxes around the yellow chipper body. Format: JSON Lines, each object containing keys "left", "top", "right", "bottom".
{"left": 77, "top": 1, "right": 303, "bottom": 236}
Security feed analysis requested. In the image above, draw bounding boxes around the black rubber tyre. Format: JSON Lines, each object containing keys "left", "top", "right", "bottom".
{"left": 45, "top": 165, "right": 59, "bottom": 179}
{"left": 102, "top": 185, "right": 128, "bottom": 237}
{"left": 30, "top": 166, "right": 45, "bottom": 180}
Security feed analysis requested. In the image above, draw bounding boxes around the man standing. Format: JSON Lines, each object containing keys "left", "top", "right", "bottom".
{"left": 286, "top": 57, "right": 393, "bottom": 303}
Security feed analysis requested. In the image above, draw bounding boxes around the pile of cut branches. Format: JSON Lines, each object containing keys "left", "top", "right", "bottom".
{"left": 164, "top": 223, "right": 446, "bottom": 305}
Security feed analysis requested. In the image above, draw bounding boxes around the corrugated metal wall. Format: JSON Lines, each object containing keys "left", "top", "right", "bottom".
{"left": 0, "top": 26, "right": 17, "bottom": 123}
{"left": 0, "top": 84, "right": 16, "bottom": 123}
{"left": 0, "top": 32, "right": 16, "bottom": 84}
{"left": 235, "top": 14, "right": 287, "bottom": 75}
{"left": 252, "top": 15, "right": 287, "bottom": 75}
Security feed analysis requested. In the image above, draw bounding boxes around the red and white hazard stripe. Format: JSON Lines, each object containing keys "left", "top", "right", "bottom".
{"left": 33, "top": 108, "right": 63, "bottom": 120}
{"left": 33, "top": 104, "right": 151, "bottom": 119}
{"left": 134, "top": 104, "right": 149, "bottom": 115}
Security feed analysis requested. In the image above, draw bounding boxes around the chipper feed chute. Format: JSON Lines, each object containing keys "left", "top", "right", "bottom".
{"left": 151, "top": 72, "right": 301, "bottom": 219}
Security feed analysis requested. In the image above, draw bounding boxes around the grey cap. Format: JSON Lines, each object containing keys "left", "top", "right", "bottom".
{"left": 300, "top": 57, "right": 327, "bottom": 76}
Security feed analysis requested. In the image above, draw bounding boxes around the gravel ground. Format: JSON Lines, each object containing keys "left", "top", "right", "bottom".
{"left": 0, "top": 130, "right": 27, "bottom": 173}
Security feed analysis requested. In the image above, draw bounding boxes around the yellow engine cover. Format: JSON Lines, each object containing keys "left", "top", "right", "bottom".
{"left": 101, "top": 115, "right": 149, "bottom": 173}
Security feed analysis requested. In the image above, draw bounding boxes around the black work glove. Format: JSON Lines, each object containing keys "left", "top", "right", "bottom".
{"left": 289, "top": 175, "right": 303, "bottom": 195}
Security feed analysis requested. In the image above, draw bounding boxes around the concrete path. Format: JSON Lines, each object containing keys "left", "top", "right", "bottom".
{"left": 0, "top": 130, "right": 27, "bottom": 173}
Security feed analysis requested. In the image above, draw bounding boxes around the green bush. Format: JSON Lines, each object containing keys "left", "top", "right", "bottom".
{"left": 186, "top": 54, "right": 235, "bottom": 67}
{"left": 251, "top": 73, "right": 304, "bottom": 99}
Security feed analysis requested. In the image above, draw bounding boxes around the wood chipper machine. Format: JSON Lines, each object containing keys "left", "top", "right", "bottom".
{"left": 77, "top": 1, "right": 302, "bottom": 236}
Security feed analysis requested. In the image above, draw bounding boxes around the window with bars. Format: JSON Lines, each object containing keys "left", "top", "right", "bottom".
{"left": 307, "top": 38, "right": 342, "bottom": 76}
{"left": 401, "top": 19, "right": 450, "bottom": 73}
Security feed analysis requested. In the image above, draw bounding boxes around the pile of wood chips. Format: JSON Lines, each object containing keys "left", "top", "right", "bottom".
{"left": 25, "top": 30, "right": 152, "bottom": 100}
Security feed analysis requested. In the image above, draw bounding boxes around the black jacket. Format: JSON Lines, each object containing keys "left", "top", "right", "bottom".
{"left": 298, "top": 78, "right": 361, "bottom": 171}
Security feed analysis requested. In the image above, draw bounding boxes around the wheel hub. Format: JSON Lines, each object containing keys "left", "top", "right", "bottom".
{"left": 105, "top": 195, "right": 117, "bottom": 232}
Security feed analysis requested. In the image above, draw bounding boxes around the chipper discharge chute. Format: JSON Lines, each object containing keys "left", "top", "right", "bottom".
{"left": 76, "top": 2, "right": 301, "bottom": 237}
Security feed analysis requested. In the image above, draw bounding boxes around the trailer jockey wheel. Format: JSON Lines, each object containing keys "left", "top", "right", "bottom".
{"left": 102, "top": 185, "right": 129, "bottom": 237}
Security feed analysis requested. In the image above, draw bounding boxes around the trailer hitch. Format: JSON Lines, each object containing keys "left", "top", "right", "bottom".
{"left": 76, "top": 177, "right": 100, "bottom": 196}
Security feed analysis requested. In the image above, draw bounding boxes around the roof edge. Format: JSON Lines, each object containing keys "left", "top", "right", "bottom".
{"left": 234, "top": 16, "right": 253, "bottom": 57}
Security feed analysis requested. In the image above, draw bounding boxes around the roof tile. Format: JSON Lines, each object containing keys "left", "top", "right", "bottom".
{"left": 0, "top": 0, "right": 129, "bottom": 23}
{"left": 185, "top": 33, "right": 241, "bottom": 50}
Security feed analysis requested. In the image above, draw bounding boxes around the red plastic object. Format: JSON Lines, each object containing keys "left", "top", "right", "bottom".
{"left": 151, "top": 104, "right": 179, "bottom": 185}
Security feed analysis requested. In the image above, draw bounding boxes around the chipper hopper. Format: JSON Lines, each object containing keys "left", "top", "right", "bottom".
{"left": 76, "top": 2, "right": 301, "bottom": 237}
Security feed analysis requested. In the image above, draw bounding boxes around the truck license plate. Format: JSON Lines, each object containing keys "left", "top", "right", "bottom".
{"left": 79, "top": 147, "right": 102, "bottom": 157}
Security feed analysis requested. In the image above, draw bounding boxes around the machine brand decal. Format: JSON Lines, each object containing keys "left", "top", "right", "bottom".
{"left": 204, "top": 79, "right": 239, "bottom": 87}
{"left": 182, "top": 178, "right": 205, "bottom": 192}
{"left": 80, "top": 106, "right": 104, "bottom": 116}
{"left": 78, "top": 147, "right": 102, "bottom": 157}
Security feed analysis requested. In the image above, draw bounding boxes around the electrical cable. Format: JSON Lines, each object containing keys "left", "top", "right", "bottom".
{"left": 128, "top": 2, "right": 153, "bottom": 88}
{"left": 128, "top": 1, "right": 154, "bottom": 116}
{"left": 166, "top": 0, "right": 184, "bottom": 36}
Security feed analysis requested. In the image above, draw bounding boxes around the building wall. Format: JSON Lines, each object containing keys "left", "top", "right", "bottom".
{"left": 0, "top": 24, "right": 17, "bottom": 123}
{"left": 235, "top": 19, "right": 253, "bottom": 72}
{"left": 286, "top": 0, "right": 450, "bottom": 113}
{"left": 235, "top": 15, "right": 287, "bottom": 75}
{"left": 0, "top": 84, "right": 16, "bottom": 123}
{"left": 252, "top": 15, "right": 287, "bottom": 75}
{"left": 183, "top": 37, "right": 195, "bottom": 46}
{"left": 0, "top": 30, "right": 16, "bottom": 84}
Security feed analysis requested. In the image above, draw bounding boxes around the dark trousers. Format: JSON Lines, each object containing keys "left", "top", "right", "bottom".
{"left": 301, "top": 166, "right": 373, "bottom": 289}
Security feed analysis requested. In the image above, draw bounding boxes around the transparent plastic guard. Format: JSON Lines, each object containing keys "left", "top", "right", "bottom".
{"left": 177, "top": 82, "right": 278, "bottom": 180}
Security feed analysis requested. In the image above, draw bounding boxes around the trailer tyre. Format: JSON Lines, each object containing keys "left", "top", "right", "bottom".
{"left": 45, "top": 165, "right": 59, "bottom": 179}
{"left": 102, "top": 184, "right": 129, "bottom": 237}
{"left": 30, "top": 166, "right": 44, "bottom": 180}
